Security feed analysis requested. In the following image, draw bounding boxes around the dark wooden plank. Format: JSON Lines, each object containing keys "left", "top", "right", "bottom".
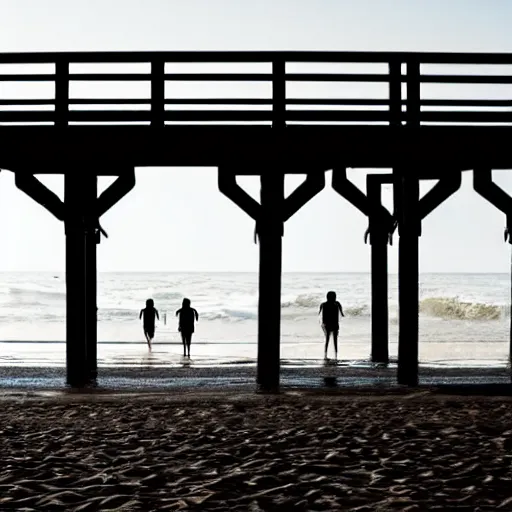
{"left": 55, "top": 61, "right": 69, "bottom": 126}
{"left": 151, "top": 59, "right": 165, "bottom": 126}
{"left": 389, "top": 61, "right": 402, "bottom": 126}
{"left": 407, "top": 59, "right": 421, "bottom": 126}
{"left": 0, "top": 50, "right": 511, "bottom": 65}
{"left": 272, "top": 59, "right": 286, "bottom": 128}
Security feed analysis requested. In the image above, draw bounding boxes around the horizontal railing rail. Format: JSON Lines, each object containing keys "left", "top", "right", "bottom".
{"left": 0, "top": 51, "right": 511, "bottom": 126}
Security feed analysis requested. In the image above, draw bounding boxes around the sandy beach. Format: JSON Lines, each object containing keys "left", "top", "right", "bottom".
{"left": 0, "top": 387, "right": 511, "bottom": 511}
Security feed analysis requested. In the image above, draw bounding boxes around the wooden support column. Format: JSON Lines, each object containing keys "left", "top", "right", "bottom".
{"left": 366, "top": 177, "right": 393, "bottom": 365}
{"left": 396, "top": 58, "right": 421, "bottom": 386}
{"left": 14, "top": 169, "right": 135, "bottom": 387}
{"left": 257, "top": 172, "right": 284, "bottom": 391}
{"left": 333, "top": 169, "right": 395, "bottom": 364}
{"left": 371, "top": 233, "right": 388, "bottom": 364}
{"left": 397, "top": 170, "right": 420, "bottom": 386}
{"left": 219, "top": 167, "right": 325, "bottom": 392}
{"left": 64, "top": 175, "right": 89, "bottom": 387}
{"left": 84, "top": 176, "right": 98, "bottom": 382}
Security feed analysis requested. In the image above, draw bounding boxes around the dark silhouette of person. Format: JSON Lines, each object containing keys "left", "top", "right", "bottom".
{"left": 139, "top": 298, "right": 159, "bottom": 350}
{"left": 319, "top": 291, "right": 344, "bottom": 360}
{"left": 176, "top": 298, "right": 199, "bottom": 358}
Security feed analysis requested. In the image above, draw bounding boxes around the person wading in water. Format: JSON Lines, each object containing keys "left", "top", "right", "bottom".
{"left": 318, "top": 291, "right": 344, "bottom": 360}
{"left": 176, "top": 298, "right": 199, "bottom": 358}
{"left": 139, "top": 298, "right": 159, "bottom": 350}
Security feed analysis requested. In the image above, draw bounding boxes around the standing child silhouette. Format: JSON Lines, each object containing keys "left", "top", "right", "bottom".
{"left": 139, "top": 298, "right": 159, "bottom": 351}
{"left": 176, "top": 298, "right": 199, "bottom": 358}
{"left": 319, "top": 291, "right": 344, "bottom": 360}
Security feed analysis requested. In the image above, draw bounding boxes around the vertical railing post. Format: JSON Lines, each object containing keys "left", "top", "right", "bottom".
{"left": 151, "top": 58, "right": 165, "bottom": 126}
{"left": 272, "top": 58, "right": 286, "bottom": 128}
{"left": 55, "top": 59, "right": 69, "bottom": 127}
{"left": 406, "top": 59, "right": 421, "bottom": 126}
{"left": 397, "top": 57, "right": 421, "bottom": 386}
{"left": 388, "top": 59, "right": 402, "bottom": 127}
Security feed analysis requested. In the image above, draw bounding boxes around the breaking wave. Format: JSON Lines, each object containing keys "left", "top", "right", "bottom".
{"left": 0, "top": 281, "right": 508, "bottom": 323}
{"left": 419, "top": 297, "right": 506, "bottom": 321}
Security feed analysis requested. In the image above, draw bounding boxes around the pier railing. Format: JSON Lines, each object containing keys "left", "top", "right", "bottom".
{"left": 1, "top": 51, "right": 512, "bottom": 126}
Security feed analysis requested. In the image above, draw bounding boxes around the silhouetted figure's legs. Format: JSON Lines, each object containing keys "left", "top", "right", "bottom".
{"left": 180, "top": 332, "right": 187, "bottom": 357}
{"left": 184, "top": 333, "right": 192, "bottom": 357}
{"left": 144, "top": 330, "right": 153, "bottom": 351}
{"left": 332, "top": 330, "right": 338, "bottom": 360}
{"left": 323, "top": 325, "right": 331, "bottom": 359}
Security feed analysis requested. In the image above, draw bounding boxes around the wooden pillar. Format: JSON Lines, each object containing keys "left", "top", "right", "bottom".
{"left": 367, "top": 179, "right": 390, "bottom": 364}
{"left": 370, "top": 231, "right": 389, "bottom": 364}
{"left": 84, "top": 176, "right": 98, "bottom": 382}
{"left": 219, "top": 166, "right": 324, "bottom": 392}
{"left": 509, "top": 245, "right": 512, "bottom": 372}
{"left": 64, "top": 173, "right": 98, "bottom": 386}
{"left": 257, "top": 172, "right": 284, "bottom": 391}
{"left": 64, "top": 175, "right": 88, "bottom": 387}
{"left": 14, "top": 168, "right": 135, "bottom": 388}
{"left": 396, "top": 58, "right": 421, "bottom": 386}
{"left": 397, "top": 171, "right": 420, "bottom": 386}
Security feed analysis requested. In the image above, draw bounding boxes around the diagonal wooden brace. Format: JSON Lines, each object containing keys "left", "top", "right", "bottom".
{"left": 219, "top": 167, "right": 325, "bottom": 242}
{"left": 394, "top": 170, "right": 462, "bottom": 237}
{"left": 14, "top": 172, "right": 66, "bottom": 221}
{"left": 96, "top": 169, "right": 136, "bottom": 218}
{"left": 417, "top": 171, "right": 462, "bottom": 236}
{"left": 474, "top": 168, "right": 512, "bottom": 243}
{"left": 14, "top": 169, "right": 135, "bottom": 243}
{"left": 332, "top": 167, "right": 370, "bottom": 216}
{"left": 282, "top": 172, "right": 325, "bottom": 222}
{"left": 218, "top": 167, "right": 261, "bottom": 221}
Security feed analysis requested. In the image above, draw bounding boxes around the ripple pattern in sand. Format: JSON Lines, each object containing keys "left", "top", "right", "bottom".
{"left": 0, "top": 396, "right": 510, "bottom": 510}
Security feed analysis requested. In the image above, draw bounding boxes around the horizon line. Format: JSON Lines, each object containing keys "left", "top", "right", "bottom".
{"left": 0, "top": 270, "right": 508, "bottom": 275}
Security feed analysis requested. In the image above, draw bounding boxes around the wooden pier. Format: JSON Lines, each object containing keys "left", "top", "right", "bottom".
{"left": 1, "top": 50, "right": 512, "bottom": 390}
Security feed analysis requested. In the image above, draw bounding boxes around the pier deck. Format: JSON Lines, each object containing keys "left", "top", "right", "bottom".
{"left": 1, "top": 51, "right": 512, "bottom": 174}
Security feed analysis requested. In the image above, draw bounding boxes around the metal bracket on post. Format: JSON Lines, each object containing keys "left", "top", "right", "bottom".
{"left": 332, "top": 168, "right": 396, "bottom": 243}
{"left": 364, "top": 174, "right": 396, "bottom": 246}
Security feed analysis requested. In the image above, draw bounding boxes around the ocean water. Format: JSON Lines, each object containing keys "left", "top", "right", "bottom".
{"left": 0, "top": 271, "right": 509, "bottom": 368}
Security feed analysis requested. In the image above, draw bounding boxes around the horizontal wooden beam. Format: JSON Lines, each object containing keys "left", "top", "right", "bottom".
{"left": 0, "top": 125, "right": 497, "bottom": 174}
{"left": 0, "top": 50, "right": 512, "bottom": 65}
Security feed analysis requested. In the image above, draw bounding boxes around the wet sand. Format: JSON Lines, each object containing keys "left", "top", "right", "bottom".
{"left": 0, "top": 389, "right": 511, "bottom": 510}
{"left": 0, "top": 364, "right": 509, "bottom": 393}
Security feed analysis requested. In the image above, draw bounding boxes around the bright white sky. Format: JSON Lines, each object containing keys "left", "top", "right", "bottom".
{"left": 0, "top": 0, "right": 511, "bottom": 273}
